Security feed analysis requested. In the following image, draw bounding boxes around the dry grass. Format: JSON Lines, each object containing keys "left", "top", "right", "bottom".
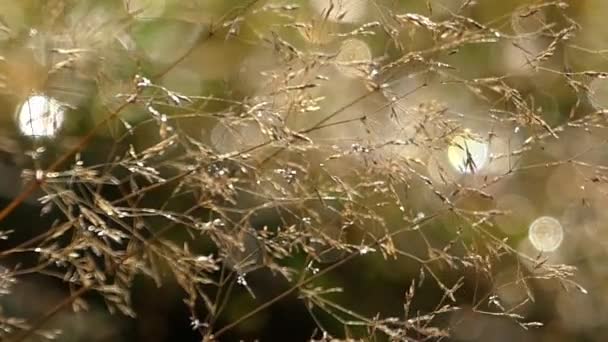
{"left": 0, "top": 0, "right": 605, "bottom": 341}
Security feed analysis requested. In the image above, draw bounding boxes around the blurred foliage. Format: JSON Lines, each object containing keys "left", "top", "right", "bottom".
{"left": 1, "top": 0, "right": 608, "bottom": 341}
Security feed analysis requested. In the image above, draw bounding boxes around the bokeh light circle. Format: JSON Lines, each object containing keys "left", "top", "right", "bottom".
{"left": 447, "top": 133, "right": 489, "bottom": 174}
{"left": 528, "top": 216, "right": 564, "bottom": 252}
{"left": 16, "top": 95, "right": 66, "bottom": 138}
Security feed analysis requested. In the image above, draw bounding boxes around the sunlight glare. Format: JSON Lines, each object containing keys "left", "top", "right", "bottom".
{"left": 447, "top": 133, "right": 489, "bottom": 174}
{"left": 16, "top": 95, "right": 66, "bottom": 138}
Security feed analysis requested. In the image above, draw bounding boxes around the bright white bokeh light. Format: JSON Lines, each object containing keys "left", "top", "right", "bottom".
{"left": 309, "top": 0, "right": 367, "bottom": 24}
{"left": 16, "top": 95, "right": 66, "bottom": 138}
{"left": 528, "top": 216, "right": 564, "bottom": 252}
{"left": 447, "top": 133, "right": 489, "bottom": 174}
